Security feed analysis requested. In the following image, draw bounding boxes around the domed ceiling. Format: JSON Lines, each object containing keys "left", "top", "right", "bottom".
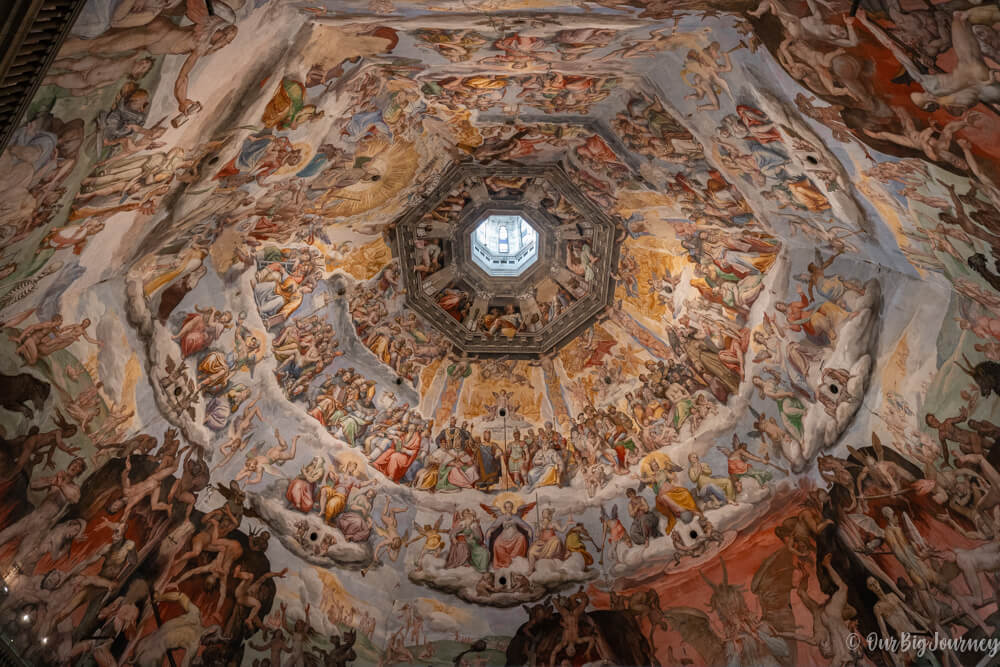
{"left": 0, "top": 0, "right": 998, "bottom": 665}
{"left": 389, "top": 163, "right": 621, "bottom": 357}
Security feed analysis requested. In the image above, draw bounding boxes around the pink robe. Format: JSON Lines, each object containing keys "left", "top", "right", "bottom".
{"left": 447, "top": 453, "right": 476, "bottom": 488}
{"left": 178, "top": 313, "right": 222, "bottom": 358}
{"left": 286, "top": 478, "right": 315, "bottom": 512}
{"left": 373, "top": 432, "right": 421, "bottom": 482}
{"left": 492, "top": 526, "right": 528, "bottom": 568}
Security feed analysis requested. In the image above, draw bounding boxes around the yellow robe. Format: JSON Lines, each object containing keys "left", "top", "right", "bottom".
{"left": 788, "top": 178, "right": 830, "bottom": 211}
{"left": 655, "top": 486, "right": 699, "bottom": 535}
{"left": 533, "top": 465, "right": 561, "bottom": 488}
{"left": 565, "top": 531, "right": 593, "bottom": 566}
{"left": 324, "top": 491, "right": 347, "bottom": 523}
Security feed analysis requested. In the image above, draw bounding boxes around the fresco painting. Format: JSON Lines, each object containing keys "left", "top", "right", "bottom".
{"left": 0, "top": 0, "right": 999, "bottom": 665}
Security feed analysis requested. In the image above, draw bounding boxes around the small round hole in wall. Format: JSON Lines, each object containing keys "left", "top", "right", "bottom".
{"left": 689, "top": 530, "right": 698, "bottom": 539}
{"left": 499, "top": 408, "right": 506, "bottom": 417}
{"left": 498, "top": 576, "right": 507, "bottom": 586}
{"left": 395, "top": 377, "right": 403, "bottom": 385}
{"left": 310, "top": 532, "right": 319, "bottom": 542}
{"left": 806, "top": 155, "right": 818, "bottom": 165}
{"left": 830, "top": 385, "right": 839, "bottom": 394}
{"left": 604, "top": 376, "right": 612, "bottom": 385}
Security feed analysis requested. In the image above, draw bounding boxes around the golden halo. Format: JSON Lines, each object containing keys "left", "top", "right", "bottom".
{"left": 312, "top": 140, "right": 418, "bottom": 218}
{"left": 331, "top": 450, "right": 367, "bottom": 471}
{"left": 493, "top": 491, "right": 525, "bottom": 510}
{"left": 639, "top": 451, "right": 675, "bottom": 479}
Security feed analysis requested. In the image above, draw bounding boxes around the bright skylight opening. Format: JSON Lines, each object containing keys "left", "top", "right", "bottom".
{"left": 471, "top": 214, "right": 539, "bottom": 277}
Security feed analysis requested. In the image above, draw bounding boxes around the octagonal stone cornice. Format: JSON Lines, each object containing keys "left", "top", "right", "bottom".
{"left": 388, "top": 161, "right": 622, "bottom": 358}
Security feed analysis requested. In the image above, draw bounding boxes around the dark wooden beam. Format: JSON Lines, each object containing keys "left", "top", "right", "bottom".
{"left": 0, "top": 0, "right": 89, "bottom": 154}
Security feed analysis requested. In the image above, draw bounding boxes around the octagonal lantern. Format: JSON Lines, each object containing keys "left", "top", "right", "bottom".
{"left": 388, "top": 163, "right": 622, "bottom": 358}
{"left": 471, "top": 214, "right": 539, "bottom": 277}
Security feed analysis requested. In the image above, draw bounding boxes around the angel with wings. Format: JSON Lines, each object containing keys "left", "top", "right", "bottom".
{"left": 752, "top": 369, "right": 809, "bottom": 444}
{"left": 801, "top": 248, "right": 865, "bottom": 312}
{"left": 406, "top": 515, "right": 447, "bottom": 573}
{"left": 484, "top": 389, "right": 520, "bottom": 421}
{"left": 365, "top": 498, "right": 409, "bottom": 574}
{"left": 234, "top": 427, "right": 298, "bottom": 486}
{"left": 481, "top": 500, "right": 535, "bottom": 570}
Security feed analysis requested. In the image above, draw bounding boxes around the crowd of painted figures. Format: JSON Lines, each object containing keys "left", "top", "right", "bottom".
{"left": 268, "top": 208, "right": 874, "bottom": 506}
{"left": 0, "top": 424, "right": 297, "bottom": 664}
{"left": 6, "top": 383, "right": 1000, "bottom": 664}
{"left": 296, "top": 360, "right": 776, "bottom": 502}
{"left": 772, "top": 394, "right": 1000, "bottom": 667}
{"left": 1, "top": 0, "right": 1000, "bottom": 663}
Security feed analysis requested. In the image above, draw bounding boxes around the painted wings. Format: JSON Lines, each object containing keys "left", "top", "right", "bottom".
{"left": 751, "top": 547, "right": 798, "bottom": 665}
{"left": 516, "top": 502, "right": 537, "bottom": 519}
{"left": 660, "top": 607, "right": 726, "bottom": 666}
